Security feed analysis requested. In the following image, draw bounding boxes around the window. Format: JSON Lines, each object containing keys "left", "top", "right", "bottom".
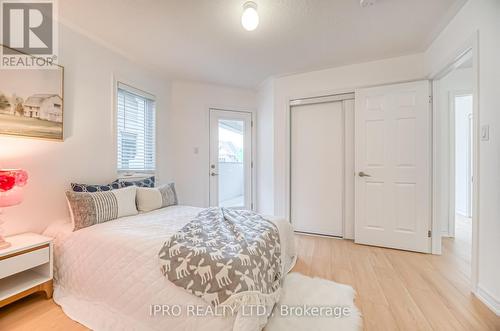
{"left": 116, "top": 82, "right": 156, "bottom": 174}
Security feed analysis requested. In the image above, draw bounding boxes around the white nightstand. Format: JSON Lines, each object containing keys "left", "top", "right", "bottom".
{"left": 0, "top": 233, "right": 53, "bottom": 308}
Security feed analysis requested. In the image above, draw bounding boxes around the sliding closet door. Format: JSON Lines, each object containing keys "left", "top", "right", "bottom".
{"left": 291, "top": 101, "right": 344, "bottom": 237}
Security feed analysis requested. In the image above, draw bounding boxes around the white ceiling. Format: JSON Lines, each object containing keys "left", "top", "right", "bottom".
{"left": 59, "top": 0, "right": 466, "bottom": 88}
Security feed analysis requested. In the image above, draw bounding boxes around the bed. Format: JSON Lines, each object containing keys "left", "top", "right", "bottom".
{"left": 44, "top": 205, "right": 296, "bottom": 331}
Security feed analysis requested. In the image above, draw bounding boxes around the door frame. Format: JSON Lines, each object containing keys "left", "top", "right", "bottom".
{"left": 429, "top": 31, "right": 479, "bottom": 292}
{"left": 208, "top": 108, "right": 255, "bottom": 210}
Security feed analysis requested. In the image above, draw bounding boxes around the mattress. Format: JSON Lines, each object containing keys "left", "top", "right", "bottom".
{"left": 44, "top": 205, "right": 296, "bottom": 331}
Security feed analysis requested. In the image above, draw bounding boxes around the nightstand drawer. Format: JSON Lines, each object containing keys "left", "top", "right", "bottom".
{"left": 0, "top": 246, "right": 50, "bottom": 279}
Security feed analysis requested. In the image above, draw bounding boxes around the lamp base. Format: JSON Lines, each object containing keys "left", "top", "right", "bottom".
{"left": 0, "top": 208, "right": 11, "bottom": 249}
{"left": 0, "top": 239, "right": 11, "bottom": 250}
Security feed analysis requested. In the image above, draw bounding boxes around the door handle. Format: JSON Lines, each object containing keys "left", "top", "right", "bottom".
{"left": 211, "top": 172, "right": 219, "bottom": 176}
{"left": 358, "top": 171, "right": 371, "bottom": 177}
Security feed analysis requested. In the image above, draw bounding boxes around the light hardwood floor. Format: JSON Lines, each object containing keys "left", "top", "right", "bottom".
{"left": 1, "top": 220, "right": 499, "bottom": 330}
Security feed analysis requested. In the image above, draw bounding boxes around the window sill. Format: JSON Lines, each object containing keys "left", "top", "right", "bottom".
{"left": 116, "top": 172, "right": 155, "bottom": 180}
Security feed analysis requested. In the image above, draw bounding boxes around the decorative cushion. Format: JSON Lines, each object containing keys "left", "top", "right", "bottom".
{"left": 116, "top": 176, "right": 155, "bottom": 188}
{"left": 136, "top": 183, "right": 178, "bottom": 212}
{"left": 71, "top": 181, "right": 123, "bottom": 193}
{"left": 66, "top": 186, "right": 138, "bottom": 230}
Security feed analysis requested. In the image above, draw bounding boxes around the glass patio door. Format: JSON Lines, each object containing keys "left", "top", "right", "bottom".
{"left": 209, "top": 109, "right": 252, "bottom": 209}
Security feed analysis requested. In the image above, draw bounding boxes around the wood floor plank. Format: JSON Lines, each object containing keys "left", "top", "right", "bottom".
{"left": 348, "top": 244, "right": 389, "bottom": 306}
{"left": 310, "top": 237, "right": 333, "bottom": 280}
{"left": 358, "top": 298, "right": 399, "bottom": 331}
{"left": 407, "top": 286, "right": 467, "bottom": 331}
{"left": 373, "top": 266, "right": 432, "bottom": 331}
{"left": 367, "top": 246, "right": 395, "bottom": 271}
{"left": 0, "top": 294, "right": 87, "bottom": 331}
{"left": 418, "top": 264, "right": 497, "bottom": 330}
{"left": 384, "top": 250, "right": 433, "bottom": 291}
{"left": 331, "top": 239, "right": 356, "bottom": 287}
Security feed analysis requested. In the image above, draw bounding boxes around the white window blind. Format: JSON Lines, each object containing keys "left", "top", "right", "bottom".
{"left": 117, "top": 82, "right": 156, "bottom": 173}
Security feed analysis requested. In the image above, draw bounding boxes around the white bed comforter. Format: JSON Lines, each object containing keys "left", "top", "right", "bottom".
{"left": 44, "top": 206, "right": 296, "bottom": 331}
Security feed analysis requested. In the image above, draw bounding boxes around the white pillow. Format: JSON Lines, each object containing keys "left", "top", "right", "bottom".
{"left": 114, "top": 186, "right": 139, "bottom": 218}
{"left": 136, "top": 183, "right": 178, "bottom": 212}
{"left": 136, "top": 187, "right": 162, "bottom": 212}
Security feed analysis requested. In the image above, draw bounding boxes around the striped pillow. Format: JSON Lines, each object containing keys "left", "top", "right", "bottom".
{"left": 66, "top": 186, "right": 138, "bottom": 231}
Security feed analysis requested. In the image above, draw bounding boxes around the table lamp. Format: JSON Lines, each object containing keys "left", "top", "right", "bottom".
{"left": 0, "top": 169, "right": 28, "bottom": 249}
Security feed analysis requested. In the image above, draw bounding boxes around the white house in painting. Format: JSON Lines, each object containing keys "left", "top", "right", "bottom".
{"left": 23, "top": 94, "right": 63, "bottom": 123}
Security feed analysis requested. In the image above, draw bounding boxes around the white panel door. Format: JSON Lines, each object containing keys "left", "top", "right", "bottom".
{"left": 355, "top": 81, "right": 431, "bottom": 253}
{"left": 209, "top": 109, "right": 252, "bottom": 210}
{"left": 291, "top": 101, "right": 344, "bottom": 237}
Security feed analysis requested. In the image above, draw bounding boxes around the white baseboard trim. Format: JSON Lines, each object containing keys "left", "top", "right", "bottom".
{"left": 440, "top": 231, "right": 452, "bottom": 238}
{"left": 475, "top": 285, "right": 500, "bottom": 316}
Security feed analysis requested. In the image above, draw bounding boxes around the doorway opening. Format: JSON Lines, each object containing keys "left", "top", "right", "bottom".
{"left": 433, "top": 47, "right": 476, "bottom": 286}
{"left": 454, "top": 93, "right": 473, "bottom": 251}
{"left": 451, "top": 90, "right": 473, "bottom": 278}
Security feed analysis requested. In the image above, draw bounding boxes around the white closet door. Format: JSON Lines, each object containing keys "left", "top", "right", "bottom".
{"left": 291, "top": 101, "right": 344, "bottom": 237}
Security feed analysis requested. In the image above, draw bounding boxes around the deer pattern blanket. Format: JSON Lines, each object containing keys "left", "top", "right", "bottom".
{"left": 158, "top": 207, "right": 282, "bottom": 308}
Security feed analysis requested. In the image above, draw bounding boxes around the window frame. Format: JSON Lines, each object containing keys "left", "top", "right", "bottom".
{"left": 114, "top": 80, "right": 157, "bottom": 177}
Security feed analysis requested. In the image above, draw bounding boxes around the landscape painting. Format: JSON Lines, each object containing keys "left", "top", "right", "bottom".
{"left": 0, "top": 67, "right": 64, "bottom": 140}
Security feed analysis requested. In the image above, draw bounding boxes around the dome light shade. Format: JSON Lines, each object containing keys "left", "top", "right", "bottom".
{"left": 241, "top": 1, "right": 259, "bottom": 31}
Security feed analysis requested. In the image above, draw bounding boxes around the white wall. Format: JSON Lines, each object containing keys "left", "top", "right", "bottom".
{"left": 0, "top": 23, "right": 172, "bottom": 235}
{"left": 435, "top": 67, "right": 473, "bottom": 234}
{"left": 425, "top": 0, "right": 500, "bottom": 311}
{"left": 169, "top": 81, "right": 256, "bottom": 208}
{"left": 256, "top": 79, "right": 275, "bottom": 215}
{"left": 269, "top": 53, "right": 426, "bottom": 217}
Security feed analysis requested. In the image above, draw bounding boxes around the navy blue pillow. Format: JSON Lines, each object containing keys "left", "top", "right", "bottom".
{"left": 71, "top": 181, "right": 123, "bottom": 193}
{"left": 116, "top": 176, "right": 155, "bottom": 188}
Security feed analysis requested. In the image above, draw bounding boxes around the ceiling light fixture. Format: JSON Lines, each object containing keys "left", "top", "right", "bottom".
{"left": 360, "top": 0, "right": 377, "bottom": 8}
{"left": 241, "top": 1, "right": 259, "bottom": 31}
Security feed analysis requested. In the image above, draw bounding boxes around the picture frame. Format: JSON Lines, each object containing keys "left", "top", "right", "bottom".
{"left": 0, "top": 45, "right": 64, "bottom": 141}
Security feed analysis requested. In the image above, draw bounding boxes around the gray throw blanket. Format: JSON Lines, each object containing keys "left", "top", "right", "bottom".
{"left": 158, "top": 208, "right": 282, "bottom": 308}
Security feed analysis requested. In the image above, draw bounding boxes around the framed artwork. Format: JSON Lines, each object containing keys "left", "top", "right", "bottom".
{"left": 0, "top": 47, "right": 64, "bottom": 141}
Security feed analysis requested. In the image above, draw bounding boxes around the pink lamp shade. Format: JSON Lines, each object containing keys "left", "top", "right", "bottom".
{"left": 0, "top": 169, "right": 28, "bottom": 207}
{"left": 0, "top": 169, "right": 28, "bottom": 249}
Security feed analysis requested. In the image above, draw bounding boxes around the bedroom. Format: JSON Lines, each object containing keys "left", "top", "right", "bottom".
{"left": 0, "top": 0, "right": 499, "bottom": 330}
